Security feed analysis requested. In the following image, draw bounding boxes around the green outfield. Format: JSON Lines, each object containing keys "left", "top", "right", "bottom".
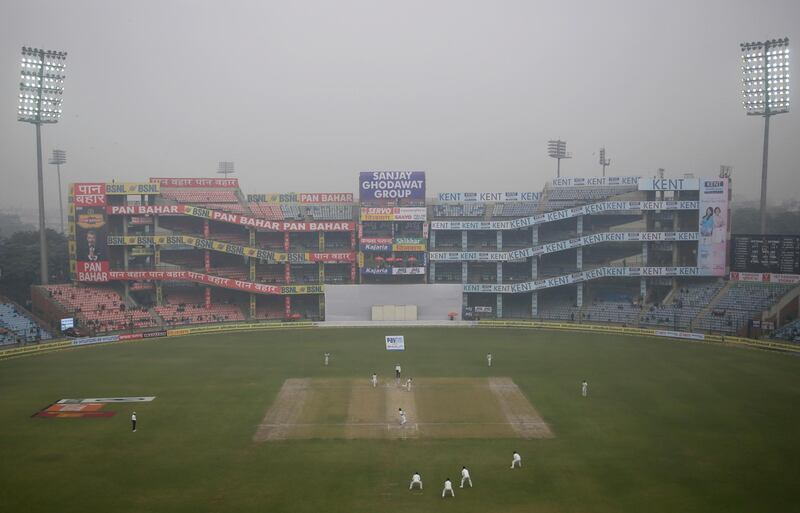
{"left": 1, "top": 327, "right": 799, "bottom": 513}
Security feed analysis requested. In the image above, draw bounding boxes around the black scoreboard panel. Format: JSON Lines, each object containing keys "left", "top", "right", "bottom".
{"left": 730, "top": 235, "right": 800, "bottom": 274}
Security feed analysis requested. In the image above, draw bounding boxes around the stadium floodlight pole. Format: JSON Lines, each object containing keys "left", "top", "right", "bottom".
{"left": 17, "top": 47, "right": 67, "bottom": 285}
{"left": 49, "top": 149, "right": 67, "bottom": 233}
{"left": 599, "top": 147, "right": 611, "bottom": 177}
{"left": 547, "top": 140, "right": 571, "bottom": 178}
{"left": 217, "top": 161, "right": 235, "bottom": 178}
{"left": 740, "top": 38, "right": 790, "bottom": 234}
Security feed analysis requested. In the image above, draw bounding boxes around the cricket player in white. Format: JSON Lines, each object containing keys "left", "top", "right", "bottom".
{"left": 405, "top": 377, "right": 413, "bottom": 391}
{"left": 487, "top": 352, "right": 492, "bottom": 367}
{"left": 395, "top": 364, "right": 402, "bottom": 384}
{"left": 409, "top": 472, "right": 422, "bottom": 490}
{"left": 131, "top": 411, "right": 137, "bottom": 432}
{"left": 399, "top": 408, "right": 407, "bottom": 425}
{"left": 460, "top": 466, "right": 472, "bottom": 488}
{"left": 511, "top": 451, "right": 522, "bottom": 469}
{"left": 442, "top": 478, "right": 455, "bottom": 498}
{"left": 581, "top": 380, "right": 588, "bottom": 397}
{"left": 324, "top": 352, "right": 330, "bottom": 366}
{"left": 371, "top": 373, "right": 378, "bottom": 388}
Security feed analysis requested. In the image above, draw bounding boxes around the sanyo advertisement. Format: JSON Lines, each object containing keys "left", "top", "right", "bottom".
{"left": 385, "top": 335, "right": 405, "bottom": 351}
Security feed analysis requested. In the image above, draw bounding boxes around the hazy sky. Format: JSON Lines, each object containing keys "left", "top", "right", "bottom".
{"left": 0, "top": 0, "right": 798, "bottom": 209}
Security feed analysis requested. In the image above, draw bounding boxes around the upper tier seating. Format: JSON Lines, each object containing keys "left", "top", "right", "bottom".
{"left": 542, "top": 186, "right": 637, "bottom": 210}
{"left": 492, "top": 202, "right": 538, "bottom": 217}
{"left": 248, "top": 203, "right": 284, "bottom": 219}
{"left": 305, "top": 205, "right": 354, "bottom": 220}
{"left": 281, "top": 205, "right": 303, "bottom": 219}
{"left": 161, "top": 190, "right": 239, "bottom": 203}
{"left": 432, "top": 204, "right": 485, "bottom": 218}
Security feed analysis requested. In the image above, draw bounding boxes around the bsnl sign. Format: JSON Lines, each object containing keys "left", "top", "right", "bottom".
{"left": 638, "top": 178, "right": 699, "bottom": 191}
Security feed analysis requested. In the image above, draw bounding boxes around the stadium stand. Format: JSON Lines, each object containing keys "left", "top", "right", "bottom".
{"left": 306, "top": 205, "right": 353, "bottom": 220}
{"left": 492, "top": 202, "right": 538, "bottom": 217}
{"left": 160, "top": 189, "right": 239, "bottom": 203}
{"left": 155, "top": 289, "right": 245, "bottom": 326}
{"left": 0, "top": 302, "right": 51, "bottom": 344}
{"left": 772, "top": 319, "right": 800, "bottom": 342}
{"left": 640, "top": 281, "right": 725, "bottom": 331}
{"left": 280, "top": 205, "right": 303, "bottom": 219}
{"left": 45, "top": 284, "right": 158, "bottom": 333}
{"left": 248, "top": 203, "right": 284, "bottom": 220}
{"left": 692, "top": 282, "right": 795, "bottom": 334}
{"left": 432, "top": 204, "right": 486, "bottom": 218}
{"left": 540, "top": 185, "right": 638, "bottom": 211}
{"left": 582, "top": 295, "right": 642, "bottom": 326}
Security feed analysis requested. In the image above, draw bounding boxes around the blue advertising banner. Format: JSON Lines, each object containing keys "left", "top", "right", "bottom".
{"left": 359, "top": 172, "right": 425, "bottom": 201}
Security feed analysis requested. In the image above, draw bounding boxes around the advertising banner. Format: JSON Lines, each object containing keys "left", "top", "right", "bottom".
{"left": 182, "top": 205, "right": 354, "bottom": 231}
{"left": 360, "top": 207, "right": 427, "bottom": 221}
{"left": 246, "top": 192, "right": 354, "bottom": 204}
{"left": 72, "top": 335, "right": 119, "bottom": 347}
{"left": 360, "top": 237, "right": 426, "bottom": 252}
{"left": 437, "top": 191, "right": 543, "bottom": 202}
{"left": 654, "top": 330, "right": 705, "bottom": 341}
{"left": 391, "top": 267, "right": 425, "bottom": 275}
{"left": 385, "top": 335, "right": 405, "bottom": 351}
{"left": 75, "top": 205, "right": 110, "bottom": 282}
{"left": 106, "top": 235, "right": 354, "bottom": 263}
{"left": 359, "top": 171, "right": 425, "bottom": 201}
{"left": 638, "top": 177, "right": 699, "bottom": 191}
{"left": 105, "top": 182, "right": 161, "bottom": 195}
{"left": 73, "top": 183, "right": 107, "bottom": 206}
{"left": 462, "top": 266, "right": 712, "bottom": 293}
{"left": 149, "top": 177, "right": 239, "bottom": 188}
{"left": 430, "top": 201, "right": 699, "bottom": 231}
{"left": 107, "top": 205, "right": 184, "bottom": 216}
{"left": 429, "top": 232, "right": 698, "bottom": 261}
{"left": 729, "top": 272, "right": 800, "bottom": 284}
{"left": 107, "top": 270, "right": 324, "bottom": 294}
{"left": 697, "top": 178, "right": 728, "bottom": 276}
{"left": 362, "top": 267, "right": 390, "bottom": 275}
{"left": 551, "top": 176, "right": 640, "bottom": 188}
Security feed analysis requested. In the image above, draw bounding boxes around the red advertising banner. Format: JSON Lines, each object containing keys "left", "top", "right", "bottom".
{"left": 183, "top": 205, "right": 355, "bottom": 232}
{"left": 308, "top": 253, "right": 355, "bottom": 263}
{"left": 107, "top": 205, "right": 184, "bottom": 215}
{"left": 106, "top": 271, "right": 324, "bottom": 295}
{"left": 298, "top": 193, "right": 353, "bottom": 204}
{"left": 76, "top": 261, "right": 110, "bottom": 282}
{"left": 149, "top": 177, "right": 240, "bottom": 188}
{"left": 73, "top": 183, "right": 107, "bottom": 206}
{"left": 729, "top": 272, "right": 800, "bottom": 284}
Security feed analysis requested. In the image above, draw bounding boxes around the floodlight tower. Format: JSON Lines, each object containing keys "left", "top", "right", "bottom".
{"left": 217, "top": 161, "right": 235, "bottom": 178}
{"left": 17, "top": 47, "right": 67, "bottom": 285}
{"left": 547, "top": 140, "right": 571, "bottom": 178}
{"left": 740, "top": 37, "right": 790, "bottom": 234}
{"left": 49, "top": 149, "right": 67, "bottom": 233}
{"left": 599, "top": 147, "right": 611, "bottom": 177}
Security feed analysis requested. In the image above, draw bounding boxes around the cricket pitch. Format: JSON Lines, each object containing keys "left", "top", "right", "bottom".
{"left": 253, "top": 377, "right": 553, "bottom": 441}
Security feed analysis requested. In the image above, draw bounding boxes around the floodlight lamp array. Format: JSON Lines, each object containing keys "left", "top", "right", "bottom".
{"left": 17, "top": 47, "right": 67, "bottom": 123}
{"left": 741, "top": 38, "right": 790, "bottom": 115}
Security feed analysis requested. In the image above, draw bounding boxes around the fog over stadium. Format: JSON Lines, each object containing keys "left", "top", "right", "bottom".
{"left": 0, "top": 0, "right": 798, "bottom": 209}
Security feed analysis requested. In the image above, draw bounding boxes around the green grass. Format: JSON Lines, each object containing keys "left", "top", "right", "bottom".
{"left": 1, "top": 327, "right": 799, "bottom": 513}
